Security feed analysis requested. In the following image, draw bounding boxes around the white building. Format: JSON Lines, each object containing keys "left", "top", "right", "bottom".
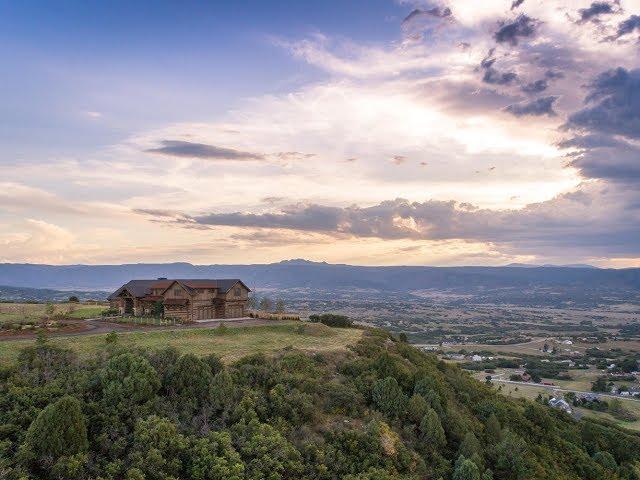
{"left": 549, "top": 397, "right": 572, "bottom": 413}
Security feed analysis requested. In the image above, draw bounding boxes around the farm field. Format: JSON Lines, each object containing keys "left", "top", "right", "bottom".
{"left": 0, "top": 322, "right": 364, "bottom": 364}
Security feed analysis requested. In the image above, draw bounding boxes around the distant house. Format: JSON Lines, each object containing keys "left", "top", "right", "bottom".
{"left": 108, "top": 278, "right": 250, "bottom": 321}
{"left": 549, "top": 397, "right": 572, "bottom": 413}
{"left": 443, "top": 353, "right": 465, "bottom": 361}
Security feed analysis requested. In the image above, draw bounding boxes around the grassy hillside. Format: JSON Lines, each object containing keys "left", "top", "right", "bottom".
{"left": 0, "top": 322, "right": 363, "bottom": 364}
{"left": 1, "top": 325, "right": 640, "bottom": 479}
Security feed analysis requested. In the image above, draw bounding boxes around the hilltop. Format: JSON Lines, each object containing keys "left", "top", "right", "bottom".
{"left": 0, "top": 322, "right": 639, "bottom": 479}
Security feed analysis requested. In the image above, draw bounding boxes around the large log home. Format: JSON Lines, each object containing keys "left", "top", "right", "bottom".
{"left": 108, "top": 278, "right": 250, "bottom": 321}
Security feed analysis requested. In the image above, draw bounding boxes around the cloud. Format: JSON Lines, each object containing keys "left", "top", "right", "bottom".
{"left": 565, "top": 67, "right": 640, "bottom": 139}
{"left": 480, "top": 50, "right": 518, "bottom": 85}
{"left": 0, "top": 182, "right": 90, "bottom": 215}
{"left": 521, "top": 79, "right": 548, "bottom": 93}
{"left": 577, "top": 2, "right": 616, "bottom": 23}
{"left": 276, "top": 34, "right": 445, "bottom": 79}
{"left": 504, "top": 96, "right": 559, "bottom": 117}
{"left": 262, "top": 196, "right": 285, "bottom": 204}
{"left": 229, "top": 229, "right": 334, "bottom": 246}
{"left": 146, "top": 140, "right": 265, "bottom": 161}
{"left": 545, "top": 70, "right": 564, "bottom": 80}
{"left": 494, "top": 15, "right": 539, "bottom": 46}
{"left": 0, "top": 220, "right": 76, "bottom": 263}
{"left": 274, "top": 151, "right": 316, "bottom": 161}
{"left": 558, "top": 134, "right": 640, "bottom": 180}
{"left": 134, "top": 186, "right": 640, "bottom": 256}
{"left": 402, "top": 6, "right": 452, "bottom": 26}
{"left": 612, "top": 14, "right": 640, "bottom": 39}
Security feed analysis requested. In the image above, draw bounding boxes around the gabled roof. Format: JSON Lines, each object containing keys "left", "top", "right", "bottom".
{"left": 107, "top": 280, "right": 157, "bottom": 300}
{"left": 108, "top": 278, "right": 250, "bottom": 300}
{"left": 211, "top": 279, "right": 251, "bottom": 293}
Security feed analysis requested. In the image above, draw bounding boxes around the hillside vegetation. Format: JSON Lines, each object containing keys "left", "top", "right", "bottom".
{"left": 1, "top": 328, "right": 639, "bottom": 479}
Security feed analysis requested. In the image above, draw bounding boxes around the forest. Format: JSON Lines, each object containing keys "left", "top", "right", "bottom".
{"left": 1, "top": 328, "right": 639, "bottom": 480}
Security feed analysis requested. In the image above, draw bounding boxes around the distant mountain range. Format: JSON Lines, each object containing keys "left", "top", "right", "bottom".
{"left": 505, "top": 263, "right": 598, "bottom": 269}
{"left": 0, "top": 260, "right": 638, "bottom": 296}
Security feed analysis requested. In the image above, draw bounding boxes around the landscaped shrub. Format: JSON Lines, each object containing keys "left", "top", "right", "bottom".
{"left": 308, "top": 313, "right": 353, "bottom": 328}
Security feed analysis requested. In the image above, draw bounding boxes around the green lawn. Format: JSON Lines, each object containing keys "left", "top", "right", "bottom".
{"left": 0, "top": 322, "right": 363, "bottom": 364}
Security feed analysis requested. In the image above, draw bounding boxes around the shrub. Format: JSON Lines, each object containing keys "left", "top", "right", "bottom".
{"left": 22, "top": 396, "right": 88, "bottom": 464}
{"left": 309, "top": 313, "right": 353, "bottom": 328}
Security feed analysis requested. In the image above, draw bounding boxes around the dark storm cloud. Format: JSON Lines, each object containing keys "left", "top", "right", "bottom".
{"left": 511, "top": 0, "right": 525, "bottom": 11}
{"left": 558, "top": 135, "right": 640, "bottom": 180}
{"left": 494, "top": 15, "right": 539, "bottom": 46}
{"left": 479, "top": 50, "right": 518, "bottom": 85}
{"left": 521, "top": 79, "right": 548, "bottom": 93}
{"left": 504, "top": 96, "right": 558, "bottom": 116}
{"left": 565, "top": 67, "right": 640, "bottom": 138}
{"left": 483, "top": 69, "right": 518, "bottom": 85}
{"left": 577, "top": 2, "right": 616, "bottom": 23}
{"left": 557, "top": 134, "right": 626, "bottom": 150}
{"left": 146, "top": 140, "right": 265, "bottom": 160}
{"left": 613, "top": 15, "right": 640, "bottom": 39}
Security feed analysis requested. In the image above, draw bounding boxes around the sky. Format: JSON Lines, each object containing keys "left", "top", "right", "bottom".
{"left": 1, "top": 0, "right": 640, "bottom": 267}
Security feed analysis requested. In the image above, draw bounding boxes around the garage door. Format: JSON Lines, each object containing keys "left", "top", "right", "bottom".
{"left": 196, "top": 306, "right": 214, "bottom": 320}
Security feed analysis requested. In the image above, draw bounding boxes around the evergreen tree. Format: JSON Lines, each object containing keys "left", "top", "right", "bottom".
{"left": 481, "top": 468, "right": 493, "bottom": 480}
{"left": 453, "top": 456, "right": 481, "bottom": 480}
{"left": 419, "top": 408, "right": 446, "bottom": 448}
{"left": 406, "top": 394, "right": 430, "bottom": 424}
{"left": 168, "top": 353, "right": 213, "bottom": 402}
{"left": 592, "top": 451, "right": 617, "bottom": 471}
{"left": 22, "top": 396, "right": 88, "bottom": 464}
{"left": 205, "top": 353, "right": 224, "bottom": 376}
{"left": 99, "top": 352, "right": 161, "bottom": 409}
{"left": 372, "top": 377, "right": 407, "bottom": 418}
{"left": 458, "top": 431, "right": 482, "bottom": 460}
{"left": 484, "top": 413, "right": 502, "bottom": 444}
{"left": 494, "top": 431, "right": 532, "bottom": 480}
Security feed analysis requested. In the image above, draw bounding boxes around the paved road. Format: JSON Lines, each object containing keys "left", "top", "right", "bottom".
{"left": 0, "top": 317, "right": 284, "bottom": 342}
{"left": 490, "top": 375, "right": 640, "bottom": 402}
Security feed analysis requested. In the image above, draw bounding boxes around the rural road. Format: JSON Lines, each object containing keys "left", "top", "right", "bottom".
{"left": 0, "top": 317, "right": 284, "bottom": 342}
{"left": 489, "top": 375, "right": 640, "bottom": 403}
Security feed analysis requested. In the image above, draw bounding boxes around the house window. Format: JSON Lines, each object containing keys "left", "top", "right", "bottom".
{"left": 174, "top": 288, "right": 181, "bottom": 297}
{"left": 234, "top": 287, "right": 241, "bottom": 297}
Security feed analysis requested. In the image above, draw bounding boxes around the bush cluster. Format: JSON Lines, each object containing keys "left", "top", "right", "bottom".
{"left": 308, "top": 313, "right": 353, "bottom": 328}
